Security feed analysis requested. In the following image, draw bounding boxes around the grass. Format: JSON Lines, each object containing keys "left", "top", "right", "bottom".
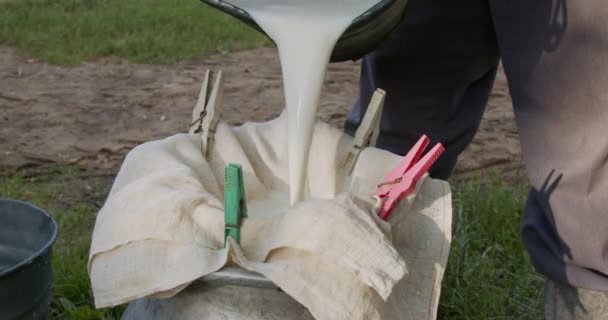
{"left": 0, "top": 166, "right": 543, "bottom": 319}
{"left": 439, "top": 177, "right": 544, "bottom": 319}
{"left": 0, "top": 0, "right": 270, "bottom": 64}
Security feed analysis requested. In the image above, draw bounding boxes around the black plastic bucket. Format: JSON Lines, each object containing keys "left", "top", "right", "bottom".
{"left": 0, "top": 199, "right": 58, "bottom": 320}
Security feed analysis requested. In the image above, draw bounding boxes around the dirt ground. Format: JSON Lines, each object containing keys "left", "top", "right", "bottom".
{"left": 0, "top": 46, "right": 523, "bottom": 180}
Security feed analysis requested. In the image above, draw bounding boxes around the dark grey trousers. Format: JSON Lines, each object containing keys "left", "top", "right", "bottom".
{"left": 345, "top": 0, "right": 608, "bottom": 292}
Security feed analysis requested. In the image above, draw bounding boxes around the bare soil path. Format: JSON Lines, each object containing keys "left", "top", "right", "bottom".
{"left": 0, "top": 46, "right": 523, "bottom": 179}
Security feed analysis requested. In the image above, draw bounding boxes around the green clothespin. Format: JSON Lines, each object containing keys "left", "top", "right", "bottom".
{"left": 224, "top": 163, "right": 247, "bottom": 247}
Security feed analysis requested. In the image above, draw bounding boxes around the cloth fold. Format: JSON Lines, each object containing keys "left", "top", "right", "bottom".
{"left": 88, "top": 115, "right": 450, "bottom": 320}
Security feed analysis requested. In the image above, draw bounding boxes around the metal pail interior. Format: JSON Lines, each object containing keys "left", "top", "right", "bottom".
{"left": 0, "top": 199, "right": 58, "bottom": 320}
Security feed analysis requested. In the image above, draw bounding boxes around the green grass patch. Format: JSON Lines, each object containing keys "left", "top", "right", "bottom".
{"left": 0, "top": 0, "right": 270, "bottom": 64}
{"left": 439, "top": 178, "right": 544, "bottom": 319}
{"left": 0, "top": 166, "right": 543, "bottom": 319}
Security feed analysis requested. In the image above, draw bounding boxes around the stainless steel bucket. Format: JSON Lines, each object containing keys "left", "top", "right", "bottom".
{"left": 122, "top": 267, "right": 313, "bottom": 320}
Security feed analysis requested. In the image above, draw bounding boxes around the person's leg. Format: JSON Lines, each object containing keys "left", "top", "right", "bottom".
{"left": 489, "top": 0, "right": 608, "bottom": 315}
{"left": 345, "top": 0, "right": 500, "bottom": 179}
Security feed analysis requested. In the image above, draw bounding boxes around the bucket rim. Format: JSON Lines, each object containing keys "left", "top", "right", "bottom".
{"left": 198, "top": 0, "right": 402, "bottom": 62}
{"left": 199, "top": 0, "right": 395, "bottom": 33}
{"left": 0, "top": 198, "right": 59, "bottom": 278}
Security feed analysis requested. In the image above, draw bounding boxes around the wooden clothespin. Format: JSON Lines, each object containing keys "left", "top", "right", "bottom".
{"left": 190, "top": 70, "right": 223, "bottom": 159}
{"left": 341, "top": 88, "right": 385, "bottom": 175}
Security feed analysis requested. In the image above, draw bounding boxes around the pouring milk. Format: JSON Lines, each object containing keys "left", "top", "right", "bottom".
{"left": 229, "top": 0, "right": 379, "bottom": 205}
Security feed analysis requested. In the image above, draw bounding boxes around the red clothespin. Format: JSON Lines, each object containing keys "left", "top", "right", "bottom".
{"left": 373, "top": 135, "right": 445, "bottom": 221}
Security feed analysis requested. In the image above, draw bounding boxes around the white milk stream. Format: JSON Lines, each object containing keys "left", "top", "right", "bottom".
{"left": 229, "top": 0, "right": 379, "bottom": 205}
